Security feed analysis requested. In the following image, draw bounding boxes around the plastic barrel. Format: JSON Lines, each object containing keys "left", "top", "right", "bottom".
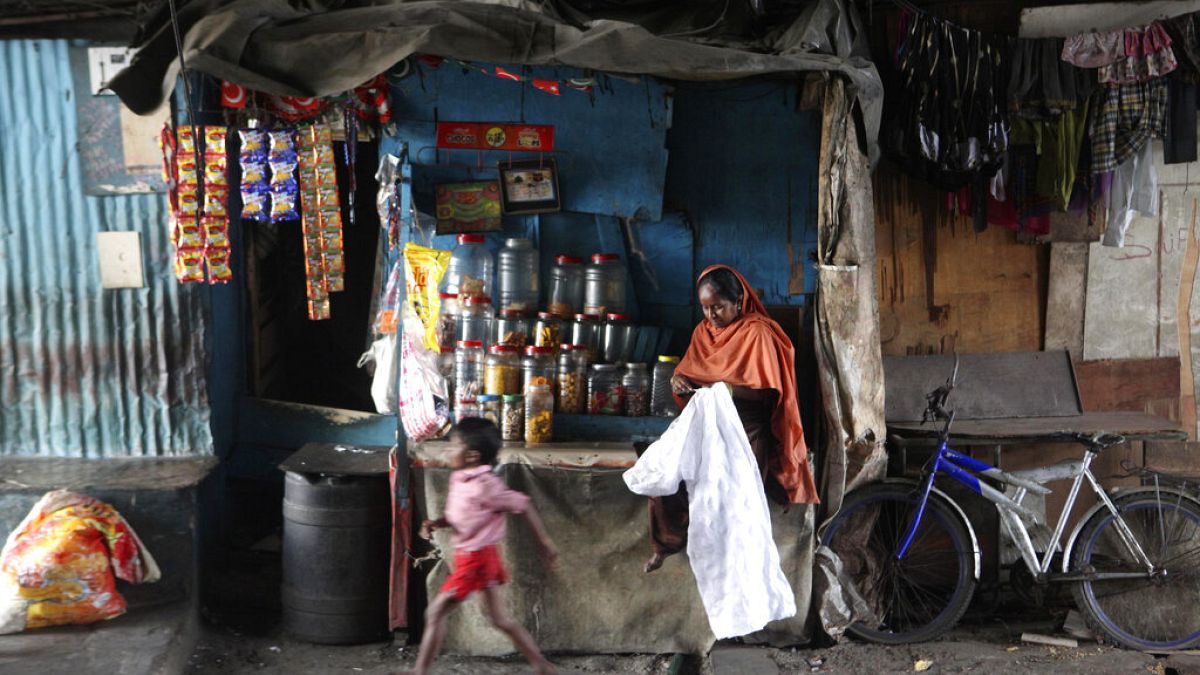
{"left": 282, "top": 472, "right": 391, "bottom": 644}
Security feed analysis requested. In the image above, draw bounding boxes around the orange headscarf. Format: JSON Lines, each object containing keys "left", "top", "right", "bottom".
{"left": 675, "top": 265, "right": 819, "bottom": 504}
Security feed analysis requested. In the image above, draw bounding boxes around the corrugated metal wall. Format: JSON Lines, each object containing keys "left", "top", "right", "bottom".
{"left": 0, "top": 40, "right": 212, "bottom": 456}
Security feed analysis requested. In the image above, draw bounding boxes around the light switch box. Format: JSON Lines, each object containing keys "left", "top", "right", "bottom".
{"left": 96, "top": 231, "right": 145, "bottom": 289}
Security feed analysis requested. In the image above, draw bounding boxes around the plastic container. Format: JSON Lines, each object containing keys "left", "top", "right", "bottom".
{"left": 496, "top": 238, "right": 539, "bottom": 311}
{"left": 651, "top": 355, "right": 681, "bottom": 417}
{"left": 493, "top": 309, "right": 531, "bottom": 349}
{"left": 435, "top": 292, "right": 459, "bottom": 351}
{"left": 547, "top": 255, "right": 585, "bottom": 317}
{"left": 455, "top": 398, "right": 480, "bottom": 423}
{"left": 522, "top": 346, "right": 556, "bottom": 394}
{"left": 602, "top": 313, "right": 637, "bottom": 364}
{"left": 501, "top": 395, "right": 524, "bottom": 442}
{"left": 589, "top": 364, "right": 624, "bottom": 415}
{"left": 525, "top": 383, "right": 554, "bottom": 443}
{"left": 533, "top": 312, "right": 564, "bottom": 349}
{"left": 457, "top": 295, "right": 494, "bottom": 346}
{"left": 438, "top": 346, "right": 456, "bottom": 404}
{"left": 623, "top": 363, "right": 651, "bottom": 417}
{"left": 571, "top": 314, "right": 603, "bottom": 363}
{"left": 556, "top": 345, "right": 588, "bottom": 414}
{"left": 478, "top": 394, "right": 501, "bottom": 426}
{"left": 454, "top": 340, "right": 485, "bottom": 400}
{"left": 583, "top": 253, "right": 626, "bottom": 316}
{"left": 484, "top": 345, "right": 521, "bottom": 396}
{"left": 442, "top": 233, "right": 494, "bottom": 299}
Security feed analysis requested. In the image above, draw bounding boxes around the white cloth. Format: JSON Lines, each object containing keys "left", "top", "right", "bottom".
{"left": 1104, "top": 141, "right": 1158, "bottom": 247}
{"left": 623, "top": 385, "right": 796, "bottom": 639}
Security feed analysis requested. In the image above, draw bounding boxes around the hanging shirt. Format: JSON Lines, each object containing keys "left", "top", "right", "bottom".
{"left": 623, "top": 385, "right": 796, "bottom": 639}
{"left": 1091, "top": 78, "right": 1168, "bottom": 173}
{"left": 1104, "top": 142, "right": 1158, "bottom": 247}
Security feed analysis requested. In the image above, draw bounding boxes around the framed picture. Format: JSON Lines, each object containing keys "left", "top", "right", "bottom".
{"left": 497, "top": 158, "right": 561, "bottom": 215}
{"left": 434, "top": 181, "right": 502, "bottom": 234}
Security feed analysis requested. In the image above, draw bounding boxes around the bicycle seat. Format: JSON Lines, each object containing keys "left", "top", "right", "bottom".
{"left": 1073, "top": 432, "right": 1126, "bottom": 451}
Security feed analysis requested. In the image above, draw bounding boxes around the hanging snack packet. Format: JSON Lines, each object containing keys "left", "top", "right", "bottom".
{"left": 206, "top": 247, "right": 233, "bottom": 284}
{"left": 203, "top": 186, "right": 229, "bottom": 217}
{"left": 239, "top": 129, "right": 267, "bottom": 159}
{"left": 175, "top": 249, "right": 205, "bottom": 283}
{"left": 238, "top": 128, "right": 270, "bottom": 223}
{"left": 176, "top": 216, "right": 203, "bottom": 249}
{"left": 202, "top": 216, "right": 230, "bottom": 248}
{"left": 204, "top": 126, "right": 226, "bottom": 155}
{"left": 268, "top": 129, "right": 299, "bottom": 223}
{"left": 402, "top": 243, "right": 451, "bottom": 350}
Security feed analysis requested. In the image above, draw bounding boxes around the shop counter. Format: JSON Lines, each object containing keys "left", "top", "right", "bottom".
{"left": 408, "top": 439, "right": 815, "bottom": 655}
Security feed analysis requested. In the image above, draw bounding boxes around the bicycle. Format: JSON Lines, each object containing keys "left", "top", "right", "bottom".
{"left": 821, "top": 358, "right": 1200, "bottom": 650}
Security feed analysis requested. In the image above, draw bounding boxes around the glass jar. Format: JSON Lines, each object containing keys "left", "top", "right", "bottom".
{"left": 455, "top": 397, "right": 480, "bottom": 423}
{"left": 583, "top": 253, "right": 626, "bottom": 316}
{"left": 484, "top": 345, "right": 521, "bottom": 395}
{"left": 651, "top": 355, "right": 681, "bottom": 417}
{"left": 525, "top": 383, "right": 554, "bottom": 444}
{"left": 454, "top": 340, "right": 485, "bottom": 400}
{"left": 588, "top": 363, "right": 624, "bottom": 415}
{"left": 478, "top": 394, "right": 501, "bottom": 426}
{"left": 547, "top": 255, "right": 584, "bottom": 317}
{"left": 438, "top": 346, "right": 456, "bottom": 403}
{"left": 623, "top": 363, "right": 651, "bottom": 417}
{"left": 457, "top": 295, "right": 494, "bottom": 346}
{"left": 571, "top": 314, "right": 603, "bottom": 363}
{"left": 522, "top": 346, "right": 556, "bottom": 394}
{"left": 494, "top": 309, "right": 531, "bottom": 348}
{"left": 501, "top": 394, "right": 525, "bottom": 442}
{"left": 556, "top": 345, "right": 588, "bottom": 414}
{"left": 496, "top": 237, "right": 539, "bottom": 311}
{"left": 442, "top": 233, "right": 494, "bottom": 299}
{"left": 436, "top": 292, "right": 459, "bottom": 351}
{"left": 533, "top": 312, "right": 564, "bottom": 349}
{"left": 602, "top": 313, "right": 637, "bottom": 364}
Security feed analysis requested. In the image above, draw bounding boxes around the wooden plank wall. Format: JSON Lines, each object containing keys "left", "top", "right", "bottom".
{"left": 873, "top": 162, "right": 1051, "bottom": 356}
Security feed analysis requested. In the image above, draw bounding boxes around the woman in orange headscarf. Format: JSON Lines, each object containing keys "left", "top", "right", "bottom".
{"left": 644, "top": 265, "right": 819, "bottom": 573}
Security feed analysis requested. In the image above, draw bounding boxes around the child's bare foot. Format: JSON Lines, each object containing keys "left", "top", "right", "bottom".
{"left": 643, "top": 552, "right": 665, "bottom": 573}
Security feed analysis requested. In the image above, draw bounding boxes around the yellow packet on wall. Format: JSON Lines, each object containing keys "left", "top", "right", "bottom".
{"left": 403, "top": 243, "right": 451, "bottom": 350}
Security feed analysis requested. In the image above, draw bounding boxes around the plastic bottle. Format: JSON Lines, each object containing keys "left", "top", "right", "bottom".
{"left": 525, "top": 383, "right": 554, "bottom": 443}
{"left": 547, "top": 255, "right": 585, "bottom": 317}
{"left": 651, "top": 355, "right": 681, "bottom": 417}
{"left": 583, "top": 253, "right": 627, "bottom": 316}
{"left": 496, "top": 238, "right": 539, "bottom": 311}
{"left": 442, "top": 233, "right": 494, "bottom": 299}
{"left": 454, "top": 340, "right": 485, "bottom": 400}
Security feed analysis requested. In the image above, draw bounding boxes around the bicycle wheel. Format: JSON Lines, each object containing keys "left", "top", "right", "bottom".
{"left": 821, "top": 482, "right": 977, "bottom": 644}
{"left": 1071, "top": 492, "right": 1200, "bottom": 650}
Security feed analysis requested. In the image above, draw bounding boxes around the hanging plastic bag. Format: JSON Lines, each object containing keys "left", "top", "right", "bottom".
{"left": 359, "top": 332, "right": 398, "bottom": 414}
{"left": 0, "top": 490, "right": 161, "bottom": 634}
{"left": 398, "top": 309, "right": 450, "bottom": 442}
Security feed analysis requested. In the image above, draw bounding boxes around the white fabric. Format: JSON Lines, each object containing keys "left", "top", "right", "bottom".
{"left": 1104, "top": 141, "right": 1159, "bottom": 247}
{"left": 623, "top": 385, "right": 796, "bottom": 639}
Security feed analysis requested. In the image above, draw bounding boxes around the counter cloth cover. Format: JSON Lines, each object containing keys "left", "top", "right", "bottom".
{"left": 624, "top": 385, "right": 796, "bottom": 639}
{"left": 0, "top": 490, "right": 161, "bottom": 634}
{"left": 409, "top": 442, "right": 814, "bottom": 654}
{"left": 675, "top": 265, "right": 818, "bottom": 504}
{"left": 108, "top": 0, "right": 883, "bottom": 160}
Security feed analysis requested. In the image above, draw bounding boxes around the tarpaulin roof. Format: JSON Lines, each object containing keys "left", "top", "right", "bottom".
{"left": 109, "top": 0, "right": 882, "bottom": 156}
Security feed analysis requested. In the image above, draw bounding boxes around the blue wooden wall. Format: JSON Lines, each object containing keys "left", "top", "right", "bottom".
{"left": 380, "top": 61, "right": 819, "bottom": 358}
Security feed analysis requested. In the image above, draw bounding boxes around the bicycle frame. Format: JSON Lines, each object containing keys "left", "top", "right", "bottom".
{"left": 896, "top": 437, "right": 1157, "bottom": 581}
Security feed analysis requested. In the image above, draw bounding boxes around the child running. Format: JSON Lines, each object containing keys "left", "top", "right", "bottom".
{"left": 407, "top": 417, "right": 558, "bottom": 675}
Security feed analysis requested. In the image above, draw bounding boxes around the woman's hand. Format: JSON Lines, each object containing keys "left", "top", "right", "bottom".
{"left": 671, "top": 374, "right": 695, "bottom": 396}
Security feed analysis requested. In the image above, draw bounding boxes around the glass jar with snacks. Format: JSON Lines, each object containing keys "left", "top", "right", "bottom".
{"left": 623, "top": 363, "right": 651, "bottom": 417}
{"left": 484, "top": 345, "right": 521, "bottom": 395}
{"left": 454, "top": 340, "right": 485, "bottom": 400}
{"left": 602, "top": 313, "right": 637, "bottom": 364}
{"left": 478, "top": 394, "right": 501, "bottom": 426}
{"left": 533, "top": 312, "right": 563, "bottom": 349}
{"left": 547, "top": 255, "right": 585, "bottom": 317}
{"left": 455, "top": 397, "right": 480, "bottom": 423}
{"left": 436, "top": 292, "right": 460, "bottom": 350}
{"left": 525, "top": 383, "right": 554, "bottom": 444}
{"left": 571, "top": 314, "right": 602, "bottom": 362}
{"left": 556, "top": 345, "right": 588, "bottom": 414}
{"left": 457, "top": 295, "right": 494, "bottom": 347}
{"left": 493, "top": 309, "right": 531, "bottom": 348}
{"left": 442, "top": 233, "right": 493, "bottom": 299}
{"left": 501, "top": 394, "right": 525, "bottom": 442}
{"left": 438, "top": 346, "right": 456, "bottom": 402}
{"left": 522, "top": 346, "right": 556, "bottom": 394}
{"left": 588, "top": 363, "right": 624, "bottom": 415}
{"left": 496, "top": 237, "right": 539, "bottom": 311}
{"left": 583, "top": 253, "right": 626, "bottom": 316}
{"left": 651, "top": 355, "right": 681, "bottom": 417}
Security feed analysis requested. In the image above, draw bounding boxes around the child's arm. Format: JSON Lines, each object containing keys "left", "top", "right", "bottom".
{"left": 521, "top": 505, "right": 559, "bottom": 570}
{"left": 419, "top": 517, "right": 449, "bottom": 540}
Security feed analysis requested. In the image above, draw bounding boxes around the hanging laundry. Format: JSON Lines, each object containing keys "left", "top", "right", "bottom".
{"left": 1104, "top": 142, "right": 1158, "bottom": 247}
{"left": 1062, "top": 30, "right": 1125, "bottom": 69}
{"left": 1090, "top": 78, "right": 1167, "bottom": 174}
{"left": 1098, "top": 22, "right": 1177, "bottom": 84}
{"left": 1165, "top": 75, "right": 1198, "bottom": 164}
{"left": 1164, "top": 11, "right": 1200, "bottom": 80}
{"left": 884, "top": 11, "right": 1009, "bottom": 191}
{"left": 1010, "top": 37, "right": 1094, "bottom": 119}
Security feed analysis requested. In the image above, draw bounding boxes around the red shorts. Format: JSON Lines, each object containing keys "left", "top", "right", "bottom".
{"left": 440, "top": 545, "right": 509, "bottom": 601}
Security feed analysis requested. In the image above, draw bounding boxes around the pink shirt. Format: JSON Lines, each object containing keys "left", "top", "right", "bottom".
{"left": 444, "top": 465, "right": 530, "bottom": 552}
